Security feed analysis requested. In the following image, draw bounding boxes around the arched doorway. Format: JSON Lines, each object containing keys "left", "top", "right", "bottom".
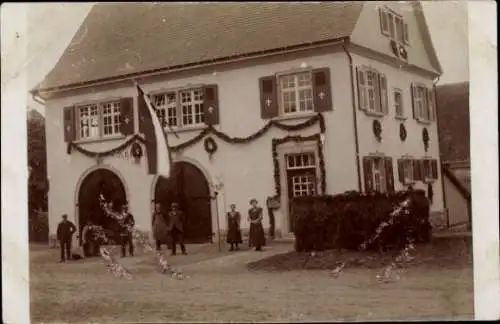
{"left": 77, "top": 168, "right": 127, "bottom": 245}
{"left": 154, "top": 161, "right": 212, "bottom": 243}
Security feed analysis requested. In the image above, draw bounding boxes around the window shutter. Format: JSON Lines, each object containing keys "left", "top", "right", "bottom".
{"left": 397, "top": 159, "right": 405, "bottom": 183}
{"left": 374, "top": 71, "right": 381, "bottom": 112}
{"left": 379, "top": 74, "right": 389, "bottom": 114}
{"left": 413, "top": 159, "right": 423, "bottom": 181}
{"left": 384, "top": 157, "right": 395, "bottom": 193}
{"left": 312, "top": 68, "right": 333, "bottom": 112}
{"left": 138, "top": 94, "right": 147, "bottom": 133}
{"left": 259, "top": 75, "right": 278, "bottom": 119}
{"left": 203, "top": 84, "right": 219, "bottom": 125}
{"left": 356, "top": 67, "right": 367, "bottom": 110}
{"left": 403, "top": 23, "right": 409, "bottom": 44}
{"left": 427, "top": 88, "right": 436, "bottom": 121}
{"left": 379, "top": 8, "right": 389, "bottom": 36}
{"left": 362, "top": 157, "right": 374, "bottom": 193}
{"left": 119, "top": 97, "right": 135, "bottom": 135}
{"left": 63, "top": 106, "right": 76, "bottom": 142}
{"left": 431, "top": 159, "right": 438, "bottom": 179}
{"left": 411, "top": 83, "right": 417, "bottom": 120}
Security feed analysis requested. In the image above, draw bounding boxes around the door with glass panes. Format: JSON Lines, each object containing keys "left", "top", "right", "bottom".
{"left": 286, "top": 152, "right": 317, "bottom": 231}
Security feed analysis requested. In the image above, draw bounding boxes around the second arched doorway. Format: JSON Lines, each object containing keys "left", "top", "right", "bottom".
{"left": 154, "top": 161, "right": 213, "bottom": 243}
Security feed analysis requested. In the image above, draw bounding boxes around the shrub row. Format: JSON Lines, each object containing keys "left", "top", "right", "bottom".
{"left": 291, "top": 190, "right": 431, "bottom": 252}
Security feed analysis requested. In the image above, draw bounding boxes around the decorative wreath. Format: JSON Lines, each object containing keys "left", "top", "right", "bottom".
{"left": 372, "top": 120, "right": 382, "bottom": 142}
{"left": 204, "top": 137, "right": 218, "bottom": 156}
{"left": 399, "top": 123, "right": 407, "bottom": 142}
{"left": 422, "top": 128, "right": 429, "bottom": 152}
{"left": 131, "top": 142, "right": 143, "bottom": 159}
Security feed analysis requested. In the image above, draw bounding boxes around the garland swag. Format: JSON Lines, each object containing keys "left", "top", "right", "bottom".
{"left": 66, "top": 113, "right": 325, "bottom": 157}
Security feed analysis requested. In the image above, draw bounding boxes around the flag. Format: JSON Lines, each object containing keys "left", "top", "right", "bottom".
{"left": 136, "top": 83, "right": 172, "bottom": 179}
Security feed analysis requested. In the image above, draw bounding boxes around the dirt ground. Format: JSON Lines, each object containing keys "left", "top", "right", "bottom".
{"left": 30, "top": 241, "right": 474, "bottom": 322}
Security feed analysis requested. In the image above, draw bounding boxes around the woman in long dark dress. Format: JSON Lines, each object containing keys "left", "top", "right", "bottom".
{"left": 152, "top": 203, "right": 170, "bottom": 251}
{"left": 248, "top": 199, "right": 266, "bottom": 251}
{"left": 226, "top": 204, "right": 242, "bottom": 251}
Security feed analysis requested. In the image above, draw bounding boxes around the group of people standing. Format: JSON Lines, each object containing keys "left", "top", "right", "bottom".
{"left": 56, "top": 197, "right": 268, "bottom": 262}
{"left": 226, "top": 199, "right": 266, "bottom": 252}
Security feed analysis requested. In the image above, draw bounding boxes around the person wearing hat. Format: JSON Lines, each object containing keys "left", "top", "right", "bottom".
{"left": 56, "top": 214, "right": 77, "bottom": 262}
{"left": 119, "top": 203, "right": 136, "bottom": 257}
{"left": 167, "top": 202, "right": 187, "bottom": 255}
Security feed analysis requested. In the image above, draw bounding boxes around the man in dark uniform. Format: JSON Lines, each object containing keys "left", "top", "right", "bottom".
{"left": 56, "top": 214, "right": 76, "bottom": 262}
{"left": 167, "top": 202, "right": 187, "bottom": 255}
{"left": 120, "top": 204, "right": 135, "bottom": 257}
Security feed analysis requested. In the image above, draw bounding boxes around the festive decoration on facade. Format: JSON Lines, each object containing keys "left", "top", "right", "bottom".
{"left": 203, "top": 137, "right": 218, "bottom": 159}
{"left": 66, "top": 114, "right": 325, "bottom": 158}
{"left": 131, "top": 142, "right": 143, "bottom": 160}
{"left": 372, "top": 119, "right": 382, "bottom": 142}
{"left": 399, "top": 123, "right": 407, "bottom": 142}
{"left": 330, "top": 197, "right": 416, "bottom": 283}
{"left": 422, "top": 128, "right": 429, "bottom": 152}
{"left": 271, "top": 133, "right": 326, "bottom": 200}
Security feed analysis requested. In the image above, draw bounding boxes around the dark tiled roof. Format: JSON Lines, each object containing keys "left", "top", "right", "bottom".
{"left": 437, "top": 81, "right": 470, "bottom": 163}
{"left": 35, "top": 2, "right": 364, "bottom": 92}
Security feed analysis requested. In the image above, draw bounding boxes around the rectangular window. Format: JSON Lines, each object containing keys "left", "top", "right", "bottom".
{"left": 372, "top": 157, "right": 387, "bottom": 193}
{"left": 77, "top": 101, "right": 121, "bottom": 140}
{"left": 394, "top": 88, "right": 404, "bottom": 118}
{"left": 413, "top": 84, "right": 435, "bottom": 122}
{"left": 357, "top": 67, "right": 387, "bottom": 114}
{"left": 152, "top": 87, "right": 205, "bottom": 128}
{"left": 422, "top": 159, "right": 433, "bottom": 180}
{"left": 286, "top": 152, "right": 316, "bottom": 170}
{"left": 279, "top": 72, "right": 314, "bottom": 115}
{"left": 380, "top": 8, "right": 409, "bottom": 45}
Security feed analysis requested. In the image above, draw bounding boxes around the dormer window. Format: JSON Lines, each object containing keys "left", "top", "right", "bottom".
{"left": 379, "top": 7, "right": 409, "bottom": 45}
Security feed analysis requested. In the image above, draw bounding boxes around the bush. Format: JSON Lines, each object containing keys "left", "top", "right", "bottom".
{"left": 292, "top": 190, "right": 430, "bottom": 252}
{"left": 29, "top": 210, "right": 49, "bottom": 243}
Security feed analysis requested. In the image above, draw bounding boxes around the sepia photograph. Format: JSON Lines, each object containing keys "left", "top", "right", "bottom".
{"left": 2, "top": 1, "right": 498, "bottom": 323}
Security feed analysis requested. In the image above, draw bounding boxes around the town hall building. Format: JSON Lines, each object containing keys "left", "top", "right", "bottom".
{"left": 31, "top": 2, "right": 444, "bottom": 247}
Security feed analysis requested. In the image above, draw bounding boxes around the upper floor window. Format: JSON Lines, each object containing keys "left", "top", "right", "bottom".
{"left": 363, "top": 155, "right": 394, "bottom": 193}
{"left": 397, "top": 157, "right": 439, "bottom": 184}
{"left": 393, "top": 88, "right": 404, "bottom": 118}
{"left": 357, "top": 66, "right": 389, "bottom": 115}
{"left": 411, "top": 83, "right": 436, "bottom": 122}
{"left": 259, "top": 67, "right": 332, "bottom": 119}
{"left": 279, "top": 72, "right": 314, "bottom": 115}
{"left": 379, "top": 7, "right": 409, "bottom": 45}
{"left": 76, "top": 101, "right": 121, "bottom": 140}
{"left": 153, "top": 88, "right": 205, "bottom": 128}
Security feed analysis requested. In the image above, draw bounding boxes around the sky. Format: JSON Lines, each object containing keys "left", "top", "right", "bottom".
{"left": 2, "top": 2, "right": 470, "bottom": 115}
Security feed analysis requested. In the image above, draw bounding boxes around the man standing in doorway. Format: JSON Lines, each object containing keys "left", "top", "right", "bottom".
{"left": 167, "top": 202, "right": 187, "bottom": 255}
{"left": 120, "top": 204, "right": 135, "bottom": 257}
{"left": 56, "top": 214, "right": 76, "bottom": 262}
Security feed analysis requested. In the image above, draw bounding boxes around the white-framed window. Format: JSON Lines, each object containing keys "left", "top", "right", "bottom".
{"left": 372, "top": 157, "right": 387, "bottom": 193}
{"left": 357, "top": 66, "right": 389, "bottom": 114}
{"left": 286, "top": 152, "right": 317, "bottom": 197}
{"left": 286, "top": 152, "right": 316, "bottom": 170}
{"left": 412, "top": 84, "right": 435, "bottom": 122}
{"left": 77, "top": 101, "right": 121, "bottom": 140}
{"left": 398, "top": 158, "right": 415, "bottom": 184}
{"left": 152, "top": 88, "right": 205, "bottom": 128}
{"left": 380, "top": 8, "right": 409, "bottom": 45}
{"left": 279, "top": 71, "right": 314, "bottom": 115}
{"left": 393, "top": 88, "right": 404, "bottom": 118}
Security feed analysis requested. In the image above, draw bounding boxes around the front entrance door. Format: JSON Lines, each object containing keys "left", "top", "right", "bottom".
{"left": 285, "top": 152, "right": 317, "bottom": 232}
{"left": 154, "top": 161, "right": 212, "bottom": 243}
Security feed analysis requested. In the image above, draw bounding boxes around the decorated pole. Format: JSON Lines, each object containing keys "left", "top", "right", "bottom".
{"left": 214, "top": 191, "right": 221, "bottom": 252}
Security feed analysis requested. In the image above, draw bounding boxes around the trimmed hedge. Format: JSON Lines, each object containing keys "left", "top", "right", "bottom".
{"left": 291, "top": 190, "right": 431, "bottom": 252}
